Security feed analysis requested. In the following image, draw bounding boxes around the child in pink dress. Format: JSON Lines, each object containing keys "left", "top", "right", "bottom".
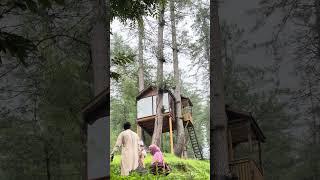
{"left": 148, "top": 144, "right": 171, "bottom": 175}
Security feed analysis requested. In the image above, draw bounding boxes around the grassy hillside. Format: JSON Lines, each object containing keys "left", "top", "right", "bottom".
{"left": 110, "top": 153, "right": 210, "bottom": 179}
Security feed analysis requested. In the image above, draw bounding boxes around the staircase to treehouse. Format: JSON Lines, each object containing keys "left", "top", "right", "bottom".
{"left": 186, "top": 123, "right": 204, "bottom": 159}
{"left": 182, "top": 104, "right": 203, "bottom": 160}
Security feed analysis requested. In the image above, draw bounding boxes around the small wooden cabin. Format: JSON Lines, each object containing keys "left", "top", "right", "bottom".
{"left": 136, "top": 86, "right": 176, "bottom": 134}
{"left": 136, "top": 86, "right": 201, "bottom": 158}
{"left": 226, "top": 105, "right": 266, "bottom": 180}
{"left": 136, "top": 86, "right": 194, "bottom": 134}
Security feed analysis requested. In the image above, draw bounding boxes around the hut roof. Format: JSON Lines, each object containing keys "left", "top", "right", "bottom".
{"left": 226, "top": 105, "right": 266, "bottom": 143}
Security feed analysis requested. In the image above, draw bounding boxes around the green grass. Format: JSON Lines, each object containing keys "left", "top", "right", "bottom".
{"left": 110, "top": 153, "right": 210, "bottom": 179}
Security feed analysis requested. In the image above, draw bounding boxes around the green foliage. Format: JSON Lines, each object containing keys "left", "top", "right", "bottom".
{"left": 0, "top": 8, "right": 90, "bottom": 176}
{"left": 0, "top": 0, "right": 65, "bottom": 65}
{"left": 0, "top": 58, "right": 89, "bottom": 179}
{"left": 112, "top": 52, "right": 136, "bottom": 66}
{"left": 110, "top": 153, "right": 209, "bottom": 179}
{"left": 111, "top": 0, "right": 158, "bottom": 22}
{"left": 3, "top": 0, "right": 64, "bottom": 12}
{"left": 111, "top": 34, "right": 137, "bottom": 81}
{"left": 0, "top": 31, "right": 36, "bottom": 66}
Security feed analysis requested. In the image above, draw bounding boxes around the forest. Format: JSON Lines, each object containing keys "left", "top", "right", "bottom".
{"left": 0, "top": 0, "right": 319, "bottom": 180}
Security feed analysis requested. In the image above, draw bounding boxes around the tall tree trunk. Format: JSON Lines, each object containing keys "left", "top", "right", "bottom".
{"left": 90, "top": 0, "right": 109, "bottom": 96}
{"left": 152, "top": 2, "right": 165, "bottom": 146}
{"left": 138, "top": 17, "right": 145, "bottom": 92}
{"left": 210, "top": 0, "right": 231, "bottom": 179}
{"left": 85, "top": 0, "right": 110, "bottom": 179}
{"left": 314, "top": 0, "right": 320, "bottom": 136}
{"left": 169, "top": 0, "right": 185, "bottom": 157}
{"left": 137, "top": 16, "right": 145, "bottom": 140}
{"left": 314, "top": 1, "right": 320, "bottom": 179}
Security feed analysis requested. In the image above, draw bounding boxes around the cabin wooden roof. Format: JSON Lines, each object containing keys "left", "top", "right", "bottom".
{"left": 136, "top": 86, "right": 157, "bottom": 100}
{"left": 136, "top": 86, "right": 176, "bottom": 100}
{"left": 82, "top": 88, "right": 109, "bottom": 124}
{"left": 136, "top": 86, "right": 192, "bottom": 107}
{"left": 181, "top": 96, "right": 193, "bottom": 106}
{"left": 226, "top": 105, "right": 266, "bottom": 144}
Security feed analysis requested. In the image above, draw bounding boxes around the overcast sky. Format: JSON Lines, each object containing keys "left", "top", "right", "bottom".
{"left": 220, "top": 0, "right": 298, "bottom": 89}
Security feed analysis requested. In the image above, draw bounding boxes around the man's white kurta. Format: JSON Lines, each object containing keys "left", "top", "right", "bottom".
{"left": 112, "top": 129, "right": 140, "bottom": 176}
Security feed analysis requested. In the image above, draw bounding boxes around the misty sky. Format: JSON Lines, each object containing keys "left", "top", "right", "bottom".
{"left": 220, "top": 0, "right": 298, "bottom": 89}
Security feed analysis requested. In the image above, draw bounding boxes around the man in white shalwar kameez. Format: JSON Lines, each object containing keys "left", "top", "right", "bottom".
{"left": 111, "top": 122, "right": 140, "bottom": 176}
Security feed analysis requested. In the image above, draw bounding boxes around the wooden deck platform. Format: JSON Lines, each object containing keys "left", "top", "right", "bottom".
{"left": 136, "top": 112, "right": 175, "bottom": 135}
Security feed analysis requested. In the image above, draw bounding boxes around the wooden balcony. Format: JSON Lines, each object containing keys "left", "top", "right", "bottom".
{"left": 229, "top": 158, "right": 263, "bottom": 180}
{"left": 182, "top": 111, "right": 192, "bottom": 122}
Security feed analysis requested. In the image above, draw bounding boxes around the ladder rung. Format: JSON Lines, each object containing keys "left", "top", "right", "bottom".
{"left": 187, "top": 123, "right": 203, "bottom": 160}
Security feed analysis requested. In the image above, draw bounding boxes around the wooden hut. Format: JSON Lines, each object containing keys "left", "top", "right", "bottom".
{"left": 136, "top": 86, "right": 203, "bottom": 159}
{"left": 226, "top": 105, "right": 266, "bottom": 180}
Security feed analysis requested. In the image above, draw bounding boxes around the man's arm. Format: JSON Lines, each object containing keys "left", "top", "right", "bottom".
{"left": 111, "top": 133, "right": 122, "bottom": 156}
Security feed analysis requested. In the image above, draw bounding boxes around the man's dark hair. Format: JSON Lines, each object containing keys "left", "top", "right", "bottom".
{"left": 123, "top": 122, "right": 131, "bottom": 130}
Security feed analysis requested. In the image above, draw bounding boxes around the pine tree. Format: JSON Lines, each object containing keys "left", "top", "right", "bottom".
{"left": 152, "top": 1, "right": 166, "bottom": 147}
{"left": 169, "top": 0, "right": 186, "bottom": 157}
{"left": 210, "top": 0, "right": 231, "bottom": 178}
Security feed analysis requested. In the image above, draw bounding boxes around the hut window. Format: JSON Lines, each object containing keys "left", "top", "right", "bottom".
{"left": 153, "top": 96, "right": 157, "bottom": 114}
{"left": 137, "top": 93, "right": 170, "bottom": 118}
{"left": 163, "top": 93, "right": 169, "bottom": 112}
{"left": 152, "top": 93, "right": 169, "bottom": 114}
{"left": 137, "top": 96, "right": 153, "bottom": 118}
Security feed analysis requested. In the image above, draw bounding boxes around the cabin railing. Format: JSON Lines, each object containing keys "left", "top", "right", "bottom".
{"left": 182, "top": 111, "right": 192, "bottom": 122}
{"left": 229, "top": 158, "right": 263, "bottom": 180}
{"left": 182, "top": 107, "right": 192, "bottom": 122}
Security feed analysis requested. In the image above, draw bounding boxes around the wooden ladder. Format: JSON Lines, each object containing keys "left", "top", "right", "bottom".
{"left": 186, "top": 123, "right": 203, "bottom": 160}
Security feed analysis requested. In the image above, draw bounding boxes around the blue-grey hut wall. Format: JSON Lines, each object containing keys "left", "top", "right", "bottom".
{"left": 87, "top": 116, "right": 109, "bottom": 179}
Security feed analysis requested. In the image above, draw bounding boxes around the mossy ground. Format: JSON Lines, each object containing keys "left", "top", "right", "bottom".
{"left": 110, "top": 153, "right": 210, "bottom": 179}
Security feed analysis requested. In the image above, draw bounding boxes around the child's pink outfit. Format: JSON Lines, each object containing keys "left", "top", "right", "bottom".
{"left": 149, "top": 144, "right": 164, "bottom": 165}
{"left": 148, "top": 144, "right": 171, "bottom": 175}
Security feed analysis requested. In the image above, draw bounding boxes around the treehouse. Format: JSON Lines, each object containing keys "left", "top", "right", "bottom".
{"left": 226, "top": 105, "right": 266, "bottom": 180}
{"left": 136, "top": 86, "right": 203, "bottom": 159}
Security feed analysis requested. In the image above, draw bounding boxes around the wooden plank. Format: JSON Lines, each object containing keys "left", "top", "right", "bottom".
{"left": 137, "top": 112, "right": 170, "bottom": 122}
{"left": 230, "top": 158, "right": 264, "bottom": 180}
{"left": 169, "top": 116, "right": 174, "bottom": 154}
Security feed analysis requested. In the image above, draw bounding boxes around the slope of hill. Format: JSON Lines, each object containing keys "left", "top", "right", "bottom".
{"left": 110, "top": 153, "right": 210, "bottom": 179}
